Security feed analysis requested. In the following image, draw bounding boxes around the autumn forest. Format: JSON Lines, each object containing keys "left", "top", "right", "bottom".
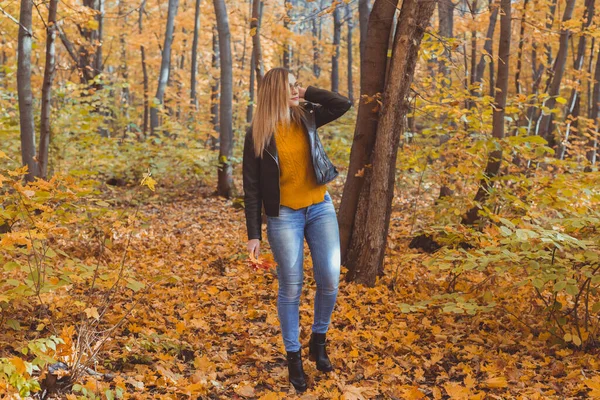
{"left": 1, "top": 0, "right": 600, "bottom": 397}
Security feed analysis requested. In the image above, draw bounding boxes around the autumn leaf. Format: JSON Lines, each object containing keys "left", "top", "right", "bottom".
{"left": 483, "top": 376, "right": 508, "bottom": 389}
{"left": 443, "top": 382, "right": 471, "bottom": 399}
{"left": 10, "top": 357, "right": 27, "bottom": 376}
{"left": 340, "top": 385, "right": 379, "bottom": 400}
{"left": 84, "top": 307, "right": 100, "bottom": 320}
{"left": 401, "top": 385, "right": 426, "bottom": 400}
{"left": 140, "top": 171, "right": 156, "bottom": 191}
{"left": 248, "top": 252, "right": 274, "bottom": 271}
{"left": 584, "top": 377, "right": 600, "bottom": 397}
{"left": 235, "top": 384, "right": 255, "bottom": 398}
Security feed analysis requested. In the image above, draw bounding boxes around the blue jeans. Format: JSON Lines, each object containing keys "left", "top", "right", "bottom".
{"left": 266, "top": 192, "right": 341, "bottom": 352}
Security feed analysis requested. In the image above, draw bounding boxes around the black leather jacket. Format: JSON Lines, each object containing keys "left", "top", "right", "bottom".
{"left": 243, "top": 86, "right": 352, "bottom": 240}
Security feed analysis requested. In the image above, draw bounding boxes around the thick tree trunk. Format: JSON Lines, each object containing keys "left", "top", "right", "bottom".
{"left": 150, "top": 0, "right": 179, "bottom": 134}
{"left": 346, "top": 4, "right": 354, "bottom": 103}
{"left": 190, "top": 0, "right": 201, "bottom": 108}
{"left": 338, "top": 0, "right": 400, "bottom": 263}
{"left": 39, "top": 0, "right": 58, "bottom": 179}
{"left": 251, "top": 0, "right": 264, "bottom": 85}
{"left": 558, "top": 0, "right": 595, "bottom": 160}
{"left": 346, "top": 0, "right": 436, "bottom": 286}
{"left": 332, "top": 5, "right": 341, "bottom": 93}
{"left": 463, "top": 0, "right": 511, "bottom": 225}
{"left": 437, "top": 0, "right": 454, "bottom": 78}
{"left": 536, "top": 0, "right": 576, "bottom": 147}
{"left": 18, "top": 0, "right": 38, "bottom": 182}
{"left": 587, "top": 49, "right": 600, "bottom": 164}
{"left": 213, "top": 0, "right": 234, "bottom": 198}
{"left": 474, "top": 3, "right": 498, "bottom": 87}
{"left": 358, "top": 0, "right": 370, "bottom": 62}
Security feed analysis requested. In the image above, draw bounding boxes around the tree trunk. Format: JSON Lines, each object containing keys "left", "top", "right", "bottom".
{"left": 95, "top": 0, "right": 104, "bottom": 75}
{"left": 536, "top": 0, "right": 576, "bottom": 147}
{"left": 345, "top": 0, "right": 436, "bottom": 286}
{"left": 515, "top": 0, "right": 529, "bottom": 95}
{"left": 332, "top": 5, "right": 341, "bottom": 93}
{"left": 150, "top": 0, "right": 179, "bottom": 134}
{"left": 283, "top": 2, "right": 291, "bottom": 69}
{"left": 543, "top": 0, "right": 558, "bottom": 71}
{"left": 468, "top": 0, "right": 478, "bottom": 99}
{"left": 346, "top": 3, "right": 354, "bottom": 103}
{"left": 190, "top": 0, "right": 201, "bottom": 108}
{"left": 358, "top": 0, "right": 370, "bottom": 63}
{"left": 0, "top": 37, "right": 6, "bottom": 87}
{"left": 384, "top": 8, "right": 399, "bottom": 88}
{"left": 587, "top": 48, "right": 600, "bottom": 164}
{"left": 312, "top": 17, "right": 320, "bottom": 77}
{"left": 338, "top": 0, "right": 400, "bottom": 263}
{"left": 474, "top": 3, "right": 498, "bottom": 87}
{"left": 39, "top": 0, "right": 58, "bottom": 179}
{"left": 118, "top": 0, "right": 130, "bottom": 137}
{"left": 437, "top": 0, "right": 455, "bottom": 79}
{"left": 251, "top": 0, "right": 264, "bottom": 85}
{"left": 210, "top": 25, "right": 220, "bottom": 147}
{"left": 248, "top": 52, "right": 255, "bottom": 123}
{"left": 463, "top": 0, "right": 511, "bottom": 225}
{"left": 139, "top": 0, "right": 149, "bottom": 138}
{"left": 588, "top": 39, "right": 596, "bottom": 120}
{"left": 213, "top": 0, "right": 234, "bottom": 198}
{"left": 558, "top": 0, "right": 595, "bottom": 160}
{"left": 78, "top": 0, "right": 100, "bottom": 83}
{"left": 526, "top": 0, "right": 558, "bottom": 135}
{"left": 18, "top": 0, "right": 38, "bottom": 182}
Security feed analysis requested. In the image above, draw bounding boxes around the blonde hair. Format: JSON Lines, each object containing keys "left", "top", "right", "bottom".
{"left": 251, "top": 67, "right": 305, "bottom": 158}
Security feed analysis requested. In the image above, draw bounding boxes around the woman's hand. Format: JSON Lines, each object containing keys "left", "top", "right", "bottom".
{"left": 247, "top": 239, "right": 260, "bottom": 260}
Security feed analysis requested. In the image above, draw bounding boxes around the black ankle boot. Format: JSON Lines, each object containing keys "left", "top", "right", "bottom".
{"left": 308, "top": 332, "right": 333, "bottom": 372}
{"left": 286, "top": 350, "right": 307, "bottom": 392}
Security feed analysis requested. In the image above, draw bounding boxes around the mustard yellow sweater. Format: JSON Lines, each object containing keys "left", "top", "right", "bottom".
{"left": 275, "top": 122, "right": 326, "bottom": 209}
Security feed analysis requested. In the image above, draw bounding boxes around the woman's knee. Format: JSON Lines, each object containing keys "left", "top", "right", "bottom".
{"left": 279, "top": 281, "right": 303, "bottom": 301}
{"left": 316, "top": 279, "right": 338, "bottom": 295}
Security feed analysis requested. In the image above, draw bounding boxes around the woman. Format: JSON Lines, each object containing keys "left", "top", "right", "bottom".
{"left": 243, "top": 67, "right": 351, "bottom": 392}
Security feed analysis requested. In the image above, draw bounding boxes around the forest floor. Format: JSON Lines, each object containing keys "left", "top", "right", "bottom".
{"left": 3, "top": 180, "right": 600, "bottom": 399}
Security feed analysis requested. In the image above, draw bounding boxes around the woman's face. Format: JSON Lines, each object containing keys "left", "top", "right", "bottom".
{"left": 288, "top": 73, "right": 300, "bottom": 107}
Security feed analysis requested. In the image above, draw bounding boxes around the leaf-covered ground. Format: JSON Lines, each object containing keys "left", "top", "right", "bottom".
{"left": 3, "top": 183, "right": 600, "bottom": 399}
